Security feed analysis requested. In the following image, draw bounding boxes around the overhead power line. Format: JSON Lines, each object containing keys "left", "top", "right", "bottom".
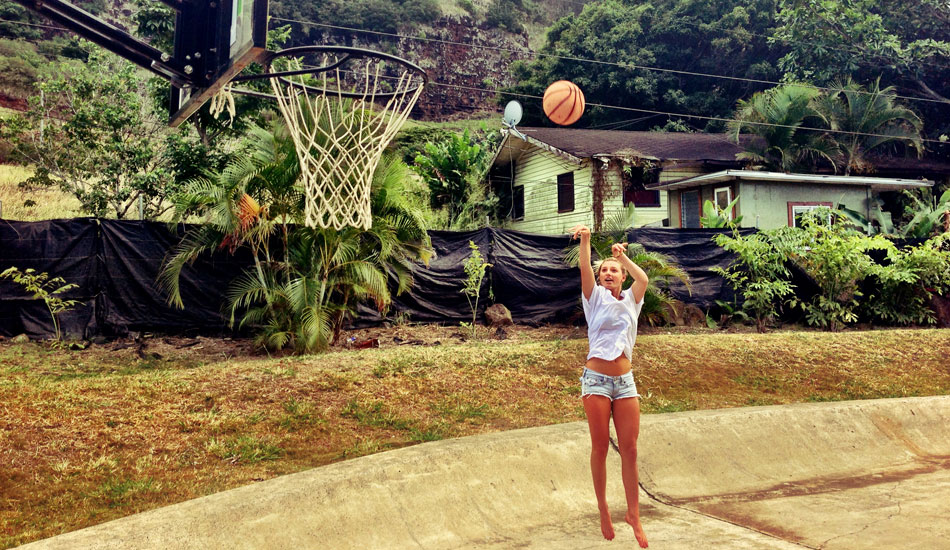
{"left": 423, "top": 80, "right": 949, "bottom": 145}
{"left": 0, "top": 17, "right": 70, "bottom": 30}
{"left": 272, "top": 17, "right": 950, "bottom": 107}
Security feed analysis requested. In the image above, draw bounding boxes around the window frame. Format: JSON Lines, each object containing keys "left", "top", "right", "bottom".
{"left": 512, "top": 185, "right": 525, "bottom": 220}
{"left": 714, "top": 186, "right": 733, "bottom": 219}
{"left": 557, "top": 172, "right": 575, "bottom": 213}
{"left": 787, "top": 201, "right": 833, "bottom": 227}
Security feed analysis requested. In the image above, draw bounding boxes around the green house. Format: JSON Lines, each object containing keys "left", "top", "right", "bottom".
{"left": 488, "top": 128, "right": 940, "bottom": 233}
{"left": 653, "top": 170, "right": 932, "bottom": 230}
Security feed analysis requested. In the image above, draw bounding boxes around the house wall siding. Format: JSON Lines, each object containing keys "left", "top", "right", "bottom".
{"left": 599, "top": 165, "right": 669, "bottom": 228}
{"left": 510, "top": 145, "right": 593, "bottom": 234}
{"left": 506, "top": 145, "right": 673, "bottom": 234}
{"left": 738, "top": 182, "right": 869, "bottom": 229}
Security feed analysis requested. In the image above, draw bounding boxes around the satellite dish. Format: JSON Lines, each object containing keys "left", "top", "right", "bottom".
{"left": 503, "top": 100, "right": 523, "bottom": 128}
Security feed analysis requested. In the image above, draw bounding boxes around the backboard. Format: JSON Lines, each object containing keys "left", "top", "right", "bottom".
{"left": 168, "top": 0, "right": 268, "bottom": 127}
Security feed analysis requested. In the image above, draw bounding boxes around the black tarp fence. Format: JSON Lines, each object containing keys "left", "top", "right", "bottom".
{"left": 1, "top": 219, "right": 746, "bottom": 339}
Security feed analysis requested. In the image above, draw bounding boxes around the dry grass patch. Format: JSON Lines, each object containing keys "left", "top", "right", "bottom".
{"left": 1, "top": 327, "right": 949, "bottom": 547}
{"left": 0, "top": 164, "right": 83, "bottom": 221}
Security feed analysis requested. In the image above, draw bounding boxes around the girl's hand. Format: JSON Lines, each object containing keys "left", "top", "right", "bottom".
{"left": 612, "top": 242, "right": 628, "bottom": 258}
{"left": 570, "top": 225, "right": 591, "bottom": 240}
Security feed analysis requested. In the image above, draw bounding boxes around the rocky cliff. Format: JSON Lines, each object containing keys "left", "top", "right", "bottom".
{"left": 312, "top": 16, "right": 533, "bottom": 121}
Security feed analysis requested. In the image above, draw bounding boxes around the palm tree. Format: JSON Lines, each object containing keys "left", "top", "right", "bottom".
{"left": 159, "top": 120, "right": 302, "bottom": 312}
{"left": 814, "top": 78, "right": 923, "bottom": 175}
{"left": 729, "top": 83, "right": 838, "bottom": 173}
{"left": 161, "top": 121, "right": 432, "bottom": 354}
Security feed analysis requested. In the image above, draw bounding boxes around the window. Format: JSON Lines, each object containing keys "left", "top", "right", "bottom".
{"left": 557, "top": 172, "right": 574, "bottom": 212}
{"left": 714, "top": 186, "right": 733, "bottom": 219}
{"left": 512, "top": 185, "right": 525, "bottom": 220}
{"left": 788, "top": 202, "right": 833, "bottom": 227}
{"left": 623, "top": 165, "right": 661, "bottom": 207}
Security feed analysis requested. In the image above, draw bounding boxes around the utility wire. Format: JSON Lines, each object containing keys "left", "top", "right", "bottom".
{"left": 4, "top": 13, "right": 948, "bottom": 107}
{"left": 0, "top": 18, "right": 67, "bottom": 30}
{"left": 423, "top": 81, "right": 950, "bottom": 145}
{"left": 273, "top": 17, "right": 950, "bottom": 107}
{"left": 4, "top": 16, "right": 948, "bottom": 142}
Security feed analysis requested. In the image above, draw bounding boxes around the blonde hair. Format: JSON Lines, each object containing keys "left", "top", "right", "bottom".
{"left": 593, "top": 258, "right": 625, "bottom": 285}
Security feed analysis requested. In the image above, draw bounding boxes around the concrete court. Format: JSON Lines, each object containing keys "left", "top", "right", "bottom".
{"left": 17, "top": 395, "right": 950, "bottom": 550}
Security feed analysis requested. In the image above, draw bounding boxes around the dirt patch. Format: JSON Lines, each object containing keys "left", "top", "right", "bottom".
{"left": 64, "top": 324, "right": 590, "bottom": 361}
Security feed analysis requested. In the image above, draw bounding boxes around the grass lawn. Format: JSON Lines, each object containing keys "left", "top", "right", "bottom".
{"left": 1, "top": 326, "right": 949, "bottom": 548}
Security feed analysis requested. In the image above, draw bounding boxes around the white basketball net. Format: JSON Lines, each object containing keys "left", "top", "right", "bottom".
{"left": 268, "top": 54, "right": 424, "bottom": 230}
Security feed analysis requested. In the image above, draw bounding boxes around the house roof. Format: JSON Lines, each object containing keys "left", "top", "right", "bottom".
{"left": 490, "top": 127, "right": 950, "bottom": 177}
{"left": 649, "top": 169, "right": 934, "bottom": 191}
{"left": 864, "top": 155, "right": 950, "bottom": 177}
{"left": 495, "top": 127, "right": 753, "bottom": 164}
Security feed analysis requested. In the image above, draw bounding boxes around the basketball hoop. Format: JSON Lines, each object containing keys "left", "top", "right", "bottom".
{"left": 231, "top": 46, "right": 427, "bottom": 230}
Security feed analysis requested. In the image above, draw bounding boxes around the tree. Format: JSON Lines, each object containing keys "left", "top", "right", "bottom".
{"left": 729, "top": 83, "right": 838, "bottom": 172}
{"left": 161, "top": 120, "right": 432, "bottom": 353}
{"left": 773, "top": 0, "right": 950, "bottom": 137}
{"left": 7, "top": 44, "right": 182, "bottom": 219}
{"left": 813, "top": 78, "right": 923, "bottom": 175}
{"left": 502, "top": 0, "right": 786, "bottom": 130}
{"left": 412, "top": 129, "right": 493, "bottom": 228}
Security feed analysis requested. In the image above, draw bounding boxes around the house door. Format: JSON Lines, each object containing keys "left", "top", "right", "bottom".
{"left": 681, "top": 190, "right": 701, "bottom": 228}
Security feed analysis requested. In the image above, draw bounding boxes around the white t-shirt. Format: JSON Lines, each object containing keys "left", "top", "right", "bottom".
{"left": 582, "top": 284, "right": 645, "bottom": 362}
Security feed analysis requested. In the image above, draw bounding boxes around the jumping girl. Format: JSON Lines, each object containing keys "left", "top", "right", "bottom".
{"left": 571, "top": 224, "right": 649, "bottom": 548}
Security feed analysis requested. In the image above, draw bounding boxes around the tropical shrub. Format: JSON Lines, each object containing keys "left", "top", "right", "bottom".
{"left": 898, "top": 188, "right": 950, "bottom": 239}
{"left": 863, "top": 234, "right": 950, "bottom": 326}
{"left": 161, "top": 121, "right": 432, "bottom": 354}
{"left": 836, "top": 199, "right": 895, "bottom": 236}
{"left": 700, "top": 196, "right": 743, "bottom": 229}
{"left": 772, "top": 209, "right": 891, "bottom": 331}
{"left": 713, "top": 230, "right": 794, "bottom": 332}
{"left": 412, "top": 129, "right": 496, "bottom": 229}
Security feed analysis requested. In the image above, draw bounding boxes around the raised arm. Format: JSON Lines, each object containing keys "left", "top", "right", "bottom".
{"left": 611, "top": 243, "right": 649, "bottom": 304}
{"left": 571, "top": 225, "right": 595, "bottom": 300}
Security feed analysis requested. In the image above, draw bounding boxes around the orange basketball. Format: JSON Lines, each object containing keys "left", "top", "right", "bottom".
{"left": 543, "top": 80, "right": 585, "bottom": 126}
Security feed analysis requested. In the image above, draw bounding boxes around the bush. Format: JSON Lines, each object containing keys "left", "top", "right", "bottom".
{"left": 772, "top": 209, "right": 891, "bottom": 331}
{"left": 864, "top": 234, "right": 950, "bottom": 325}
{"left": 401, "top": 0, "right": 441, "bottom": 24}
{"left": 713, "top": 230, "right": 794, "bottom": 332}
{"left": 484, "top": 0, "right": 525, "bottom": 33}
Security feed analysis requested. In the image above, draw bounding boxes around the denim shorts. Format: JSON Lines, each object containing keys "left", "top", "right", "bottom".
{"left": 580, "top": 368, "right": 640, "bottom": 401}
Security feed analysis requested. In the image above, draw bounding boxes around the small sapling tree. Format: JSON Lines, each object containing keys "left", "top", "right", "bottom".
{"left": 461, "top": 241, "right": 492, "bottom": 339}
{"left": 0, "top": 267, "right": 81, "bottom": 342}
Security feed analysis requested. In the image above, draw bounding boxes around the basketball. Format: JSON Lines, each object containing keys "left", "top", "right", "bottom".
{"left": 543, "top": 80, "right": 585, "bottom": 126}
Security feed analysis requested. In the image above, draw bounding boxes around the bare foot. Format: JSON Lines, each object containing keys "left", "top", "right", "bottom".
{"left": 625, "top": 510, "right": 648, "bottom": 548}
{"left": 599, "top": 508, "right": 615, "bottom": 540}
